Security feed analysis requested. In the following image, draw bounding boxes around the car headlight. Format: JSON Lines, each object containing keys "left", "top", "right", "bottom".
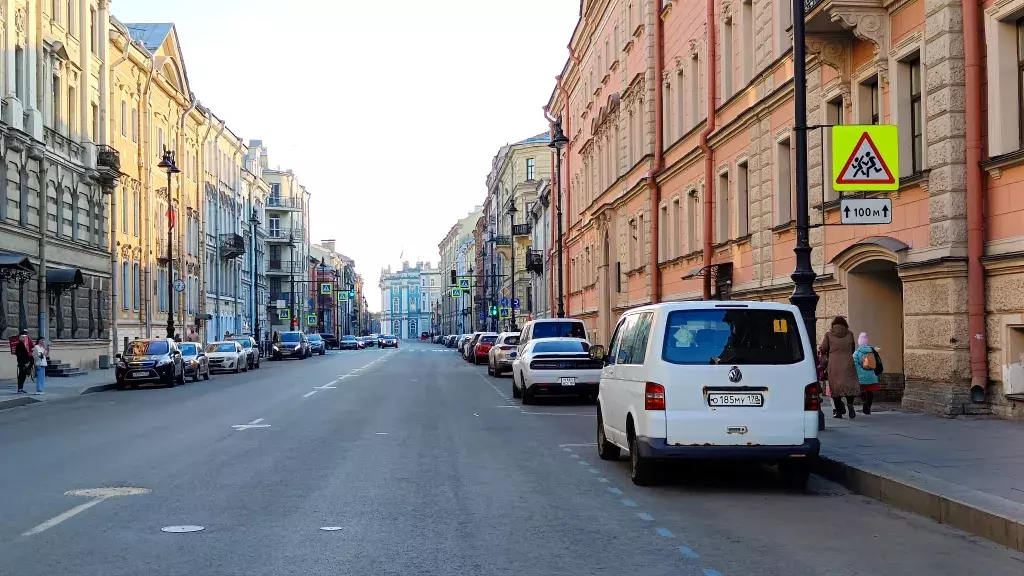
{"left": 117, "top": 360, "right": 128, "bottom": 369}
{"left": 294, "top": 345, "right": 301, "bottom": 351}
{"left": 273, "top": 345, "right": 279, "bottom": 352}
{"left": 189, "top": 359, "right": 198, "bottom": 366}
{"left": 157, "top": 358, "right": 172, "bottom": 366}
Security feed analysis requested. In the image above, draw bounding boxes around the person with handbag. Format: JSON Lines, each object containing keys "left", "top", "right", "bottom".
{"left": 14, "top": 330, "right": 33, "bottom": 394}
{"left": 819, "top": 316, "right": 860, "bottom": 418}
{"left": 32, "top": 337, "right": 48, "bottom": 395}
{"left": 853, "top": 332, "right": 883, "bottom": 415}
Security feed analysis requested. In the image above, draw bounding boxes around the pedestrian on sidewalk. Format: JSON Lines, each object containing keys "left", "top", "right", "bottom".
{"left": 14, "top": 330, "right": 33, "bottom": 394}
{"left": 32, "top": 337, "right": 48, "bottom": 395}
{"left": 819, "top": 316, "right": 860, "bottom": 419}
{"left": 853, "top": 332, "right": 882, "bottom": 415}
{"left": 186, "top": 327, "right": 200, "bottom": 343}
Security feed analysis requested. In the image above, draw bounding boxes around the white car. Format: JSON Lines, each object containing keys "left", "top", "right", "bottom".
{"left": 512, "top": 338, "right": 602, "bottom": 404}
{"left": 205, "top": 341, "right": 248, "bottom": 373}
{"left": 592, "top": 301, "right": 820, "bottom": 489}
{"left": 487, "top": 332, "right": 521, "bottom": 377}
{"left": 516, "top": 318, "right": 589, "bottom": 359}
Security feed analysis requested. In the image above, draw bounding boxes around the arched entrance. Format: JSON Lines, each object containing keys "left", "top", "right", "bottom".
{"left": 832, "top": 237, "right": 907, "bottom": 400}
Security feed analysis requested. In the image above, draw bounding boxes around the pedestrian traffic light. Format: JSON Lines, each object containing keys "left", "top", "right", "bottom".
{"left": 450, "top": 270, "right": 457, "bottom": 285}
{"left": 490, "top": 305, "right": 497, "bottom": 317}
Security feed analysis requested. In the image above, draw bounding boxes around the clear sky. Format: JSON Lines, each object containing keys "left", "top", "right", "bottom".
{"left": 112, "top": 0, "right": 581, "bottom": 311}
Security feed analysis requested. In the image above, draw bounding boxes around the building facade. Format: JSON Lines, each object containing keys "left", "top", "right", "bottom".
{"left": 263, "top": 162, "right": 311, "bottom": 337}
{"left": 379, "top": 261, "right": 440, "bottom": 339}
{"left": 544, "top": 0, "right": 1024, "bottom": 419}
{"left": 527, "top": 178, "right": 552, "bottom": 320}
{"left": 438, "top": 206, "right": 482, "bottom": 334}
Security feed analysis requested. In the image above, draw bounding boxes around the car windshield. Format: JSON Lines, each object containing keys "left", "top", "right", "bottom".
{"left": 532, "top": 322, "right": 588, "bottom": 339}
{"left": 281, "top": 333, "right": 301, "bottom": 343}
{"left": 533, "top": 340, "right": 590, "bottom": 353}
{"left": 231, "top": 338, "right": 251, "bottom": 348}
{"left": 342, "top": 336, "right": 357, "bottom": 341}
{"left": 125, "top": 340, "right": 168, "bottom": 356}
{"left": 480, "top": 335, "right": 498, "bottom": 344}
{"left": 661, "top": 309, "right": 805, "bottom": 365}
{"left": 178, "top": 343, "right": 198, "bottom": 356}
{"left": 206, "top": 343, "right": 237, "bottom": 353}
{"left": 307, "top": 335, "right": 322, "bottom": 342}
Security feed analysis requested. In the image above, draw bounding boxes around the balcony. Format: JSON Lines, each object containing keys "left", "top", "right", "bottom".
{"left": 526, "top": 249, "right": 544, "bottom": 275}
{"left": 803, "top": 0, "right": 888, "bottom": 84}
{"left": 512, "top": 222, "right": 532, "bottom": 237}
{"left": 96, "top": 145, "right": 121, "bottom": 188}
{"left": 219, "top": 233, "right": 246, "bottom": 260}
{"left": 493, "top": 235, "right": 511, "bottom": 246}
{"left": 267, "top": 260, "right": 308, "bottom": 275}
{"left": 266, "top": 227, "right": 304, "bottom": 243}
{"left": 43, "top": 127, "right": 84, "bottom": 164}
{"left": 266, "top": 196, "right": 303, "bottom": 211}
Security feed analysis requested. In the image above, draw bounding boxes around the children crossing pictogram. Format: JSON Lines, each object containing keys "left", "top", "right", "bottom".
{"left": 836, "top": 132, "right": 895, "bottom": 186}
{"left": 831, "top": 124, "right": 900, "bottom": 192}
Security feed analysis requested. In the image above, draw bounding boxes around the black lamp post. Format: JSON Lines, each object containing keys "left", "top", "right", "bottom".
{"left": 287, "top": 232, "right": 296, "bottom": 330}
{"left": 249, "top": 207, "right": 260, "bottom": 349}
{"left": 332, "top": 269, "right": 340, "bottom": 339}
{"left": 549, "top": 119, "right": 569, "bottom": 318}
{"left": 317, "top": 257, "right": 327, "bottom": 333}
{"left": 507, "top": 198, "right": 519, "bottom": 332}
{"left": 157, "top": 148, "right": 181, "bottom": 339}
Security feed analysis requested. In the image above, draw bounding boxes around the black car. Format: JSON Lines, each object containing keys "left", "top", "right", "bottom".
{"left": 363, "top": 335, "right": 377, "bottom": 348}
{"left": 178, "top": 342, "right": 210, "bottom": 382}
{"left": 378, "top": 334, "right": 399, "bottom": 348}
{"left": 319, "top": 333, "right": 339, "bottom": 350}
{"left": 307, "top": 333, "right": 327, "bottom": 355}
{"left": 230, "top": 335, "right": 260, "bottom": 369}
{"left": 338, "top": 335, "right": 359, "bottom": 350}
{"left": 116, "top": 338, "right": 186, "bottom": 389}
{"left": 273, "top": 331, "right": 310, "bottom": 360}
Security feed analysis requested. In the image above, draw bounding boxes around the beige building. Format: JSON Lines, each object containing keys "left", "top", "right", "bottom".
{"left": 438, "top": 205, "right": 482, "bottom": 334}
{"left": 264, "top": 162, "right": 311, "bottom": 335}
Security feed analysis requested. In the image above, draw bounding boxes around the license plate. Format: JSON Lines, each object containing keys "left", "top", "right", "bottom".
{"left": 132, "top": 371, "right": 148, "bottom": 378}
{"left": 708, "top": 393, "right": 763, "bottom": 407}
{"left": 559, "top": 377, "right": 576, "bottom": 386}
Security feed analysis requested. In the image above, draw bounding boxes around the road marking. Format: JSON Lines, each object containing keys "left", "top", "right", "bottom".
{"left": 702, "top": 570, "right": 723, "bottom": 576}
{"left": 303, "top": 391, "right": 317, "bottom": 398}
{"left": 558, "top": 443, "right": 597, "bottom": 447}
{"left": 161, "top": 525, "right": 204, "bottom": 533}
{"left": 621, "top": 499, "right": 637, "bottom": 507}
{"left": 232, "top": 418, "right": 271, "bottom": 430}
{"left": 562, "top": 448, "right": 573, "bottom": 452}
{"left": 638, "top": 512, "right": 654, "bottom": 521}
{"left": 521, "top": 412, "right": 596, "bottom": 416}
{"left": 597, "top": 477, "right": 609, "bottom": 483}
{"left": 320, "top": 526, "right": 343, "bottom": 531}
{"left": 316, "top": 385, "right": 336, "bottom": 390}
{"left": 376, "top": 432, "right": 388, "bottom": 435}
{"left": 588, "top": 468, "right": 599, "bottom": 473}
{"left": 656, "top": 528, "right": 674, "bottom": 537}
{"left": 23, "top": 498, "right": 108, "bottom": 536}
{"left": 680, "top": 547, "right": 700, "bottom": 559}
{"left": 608, "top": 487, "right": 622, "bottom": 495}
{"left": 577, "top": 460, "right": 589, "bottom": 466}
{"left": 494, "top": 405, "right": 518, "bottom": 408}
{"left": 570, "top": 454, "right": 580, "bottom": 459}
{"left": 23, "top": 487, "right": 151, "bottom": 537}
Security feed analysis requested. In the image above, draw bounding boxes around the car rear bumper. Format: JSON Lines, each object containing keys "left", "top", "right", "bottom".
{"left": 635, "top": 437, "right": 821, "bottom": 461}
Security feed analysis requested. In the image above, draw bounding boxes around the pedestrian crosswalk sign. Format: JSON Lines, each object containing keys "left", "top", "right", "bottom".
{"left": 500, "top": 307, "right": 510, "bottom": 318}
{"left": 307, "top": 314, "right": 317, "bottom": 325}
{"left": 319, "top": 283, "right": 332, "bottom": 295}
{"left": 450, "top": 288, "right": 462, "bottom": 298}
{"left": 458, "top": 277, "right": 471, "bottom": 289}
{"left": 339, "top": 292, "right": 349, "bottom": 302}
{"left": 279, "top": 308, "right": 289, "bottom": 320}
{"left": 833, "top": 125, "right": 898, "bottom": 191}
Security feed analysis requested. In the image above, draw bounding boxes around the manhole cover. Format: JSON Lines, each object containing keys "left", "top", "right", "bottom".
{"left": 319, "top": 526, "right": 343, "bottom": 531}
{"left": 65, "top": 487, "right": 151, "bottom": 498}
{"left": 161, "top": 525, "right": 204, "bottom": 533}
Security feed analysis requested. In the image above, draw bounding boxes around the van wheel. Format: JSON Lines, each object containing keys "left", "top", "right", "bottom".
{"left": 597, "top": 410, "right": 620, "bottom": 461}
{"left": 779, "top": 460, "right": 812, "bottom": 491}
{"left": 628, "top": 431, "right": 656, "bottom": 486}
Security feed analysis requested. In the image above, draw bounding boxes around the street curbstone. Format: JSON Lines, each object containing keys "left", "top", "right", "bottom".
{"left": 80, "top": 383, "right": 120, "bottom": 395}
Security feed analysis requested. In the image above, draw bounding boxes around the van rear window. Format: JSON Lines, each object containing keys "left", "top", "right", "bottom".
{"left": 661, "top": 309, "right": 804, "bottom": 365}
{"left": 532, "top": 322, "right": 587, "bottom": 339}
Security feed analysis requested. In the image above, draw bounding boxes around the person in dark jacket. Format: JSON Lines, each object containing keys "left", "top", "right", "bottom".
{"left": 14, "top": 330, "right": 34, "bottom": 394}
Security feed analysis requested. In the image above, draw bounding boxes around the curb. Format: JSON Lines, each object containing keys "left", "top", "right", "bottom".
{"left": 0, "top": 396, "right": 41, "bottom": 411}
{"left": 814, "top": 451, "right": 1024, "bottom": 551}
{"left": 81, "top": 383, "right": 119, "bottom": 395}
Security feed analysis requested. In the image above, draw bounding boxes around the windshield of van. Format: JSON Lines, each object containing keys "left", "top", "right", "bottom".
{"left": 661, "top": 309, "right": 804, "bottom": 365}
{"left": 532, "top": 322, "right": 587, "bottom": 339}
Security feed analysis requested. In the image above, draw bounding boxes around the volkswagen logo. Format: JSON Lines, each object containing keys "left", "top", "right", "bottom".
{"left": 728, "top": 366, "right": 742, "bottom": 383}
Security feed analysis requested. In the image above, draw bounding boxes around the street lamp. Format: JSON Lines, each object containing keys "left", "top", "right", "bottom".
{"left": 157, "top": 148, "right": 181, "bottom": 339}
{"left": 317, "top": 257, "right": 327, "bottom": 333}
{"left": 287, "top": 232, "right": 296, "bottom": 330}
{"left": 505, "top": 198, "right": 516, "bottom": 330}
{"left": 332, "top": 269, "right": 340, "bottom": 339}
{"left": 249, "top": 207, "right": 260, "bottom": 350}
{"left": 548, "top": 119, "right": 568, "bottom": 318}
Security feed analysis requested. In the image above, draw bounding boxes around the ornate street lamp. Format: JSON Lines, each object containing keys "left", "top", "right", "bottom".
{"left": 507, "top": 199, "right": 519, "bottom": 332}
{"left": 548, "top": 119, "right": 569, "bottom": 318}
{"left": 249, "top": 207, "right": 261, "bottom": 352}
{"left": 157, "top": 148, "right": 181, "bottom": 339}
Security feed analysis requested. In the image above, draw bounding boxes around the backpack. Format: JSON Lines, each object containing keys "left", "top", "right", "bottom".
{"left": 861, "top": 349, "right": 877, "bottom": 371}
{"left": 872, "top": 349, "right": 884, "bottom": 376}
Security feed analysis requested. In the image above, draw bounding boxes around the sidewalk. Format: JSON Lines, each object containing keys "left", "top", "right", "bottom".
{"left": 0, "top": 368, "right": 118, "bottom": 410}
{"left": 814, "top": 407, "right": 1024, "bottom": 551}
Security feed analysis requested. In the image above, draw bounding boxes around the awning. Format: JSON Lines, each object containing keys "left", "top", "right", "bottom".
{"left": 46, "top": 267, "right": 84, "bottom": 286}
{"left": 0, "top": 251, "right": 36, "bottom": 273}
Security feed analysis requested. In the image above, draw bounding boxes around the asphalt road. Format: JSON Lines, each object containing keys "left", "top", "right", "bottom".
{"left": 1, "top": 340, "right": 1022, "bottom": 576}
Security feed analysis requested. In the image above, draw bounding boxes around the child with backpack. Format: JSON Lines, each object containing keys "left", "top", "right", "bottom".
{"left": 853, "top": 332, "right": 883, "bottom": 414}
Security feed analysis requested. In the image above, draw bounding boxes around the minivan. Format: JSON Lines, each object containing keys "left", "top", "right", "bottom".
{"left": 590, "top": 301, "right": 820, "bottom": 489}
{"left": 516, "top": 318, "right": 589, "bottom": 357}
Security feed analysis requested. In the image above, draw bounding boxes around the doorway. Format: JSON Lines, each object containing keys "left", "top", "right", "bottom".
{"left": 846, "top": 259, "right": 904, "bottom": 397}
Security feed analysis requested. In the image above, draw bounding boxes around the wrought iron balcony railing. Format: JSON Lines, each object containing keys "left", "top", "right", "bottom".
{"left": 219, "top": 233, "right": 246, "bottom": 259}
{"left": 512, "top": 222, "right": 533, "bottom": 236}
{"left": 526, "top": 249, "right": 544, "bottom": 275}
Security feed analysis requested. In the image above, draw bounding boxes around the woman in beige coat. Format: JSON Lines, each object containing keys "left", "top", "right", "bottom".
{"left": 819, "top": 316, "right": 860, "bottom": 418}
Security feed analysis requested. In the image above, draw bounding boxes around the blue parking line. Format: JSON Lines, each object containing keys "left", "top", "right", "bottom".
{"left": 679, "top": 547, "right": 699, "bottom": 559}
{"left": 637, "top": 512, "right": 654, "bottom": 521}
{"left": 656, "top": 527, "right": 673, "bottom": 537}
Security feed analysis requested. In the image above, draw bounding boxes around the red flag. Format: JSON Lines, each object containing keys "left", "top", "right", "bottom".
{"left": 166, "top": 203, "right": 177, "bottom": 229}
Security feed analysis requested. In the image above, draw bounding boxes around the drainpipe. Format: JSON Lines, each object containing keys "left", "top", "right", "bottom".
{"left": 141, "top": 54, "right": 158, "bottom": 337}
{"left": 213, "top": 122, "right": 226, "bottom": 339}
{"left": 699, "top": 0, "right": 717, "bottom": 300}
{"left": 649, "top": 0, "right": 665, "bottom": 303}
{"left": 176, "top": 95, "right": 197, "bottom": 330}
{"left": 107, "top": 24, "right": 132, "bottom": 355}
{"left": 963, "top": 0, "right": 988, "bottom": 401}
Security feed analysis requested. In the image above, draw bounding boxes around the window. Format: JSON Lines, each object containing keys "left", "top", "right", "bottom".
{"left": 68, "top": 86, "right": 77, "bottom": 137}
{"left": 636, "top": 213, "right": 645, "bottom": 268}
{"left": 607, "top": 314, "right": 635, "bottom": 365}
{"left": 91, "top": 103, "right": 98, "bottom": 142}
{"left": 131, "top": 107, "right": 138, "bottom": 142}
{"left": 617, "top": 312, "right": 653, "bottom": 364}
{"left": 121, "top": 262, "right": 129, "bottom": 309}
{"left": 15, "top": 48, "right": 25, "bottom": 102}
{"left": 824, "top": 97, "right": 844, "bottom": 202}
{"left": 659, "top": 204, "right": 669, "bottom": 261}
{"left": 740, "top": 0, "right": 753, "bottom": 85}
{"left": 120, "top": 100, "right": 127, "bottom": 137}
{"left": 777, "top": 0, "right": 793, "bottom": 54}
{"left": 675, "top": 70, "right": 685, "bottom": 137}
{"left": 717, "top": 171, "right": 730, "bottom": 241}
{"left": 67, "top": 0, "right": 75, "bottom": 31}
{"left": 672, "top": 197, "right": 682, "bottom": 257}
{"left": 775, "top": 137, "right": 793, "bottom": 225}
{"left": 686, "top": 191, "right": 697, "bottom": 253}
{"left": 121, "top": 189, "right": 128, "bottom": 233}
{"left": 132, "top": 262, "right": 140, "bottom": 309}
{"left": 737, "top": 162, "right": 749, "bottom": 237}
{"left": 858, "top": 77, "right": 880, "bottom": 125}
{"left": 909, "top": 57, "right": 923, "bottom": 173}
{"left": 664, "top": 79, "right": 673, "bottom": 142}
{"left": 157, "top": 128, "right": 164, "bottom": 158}
{"left": 526, "top": 158, "right": 535, "bottom": 180}
{"left": 661, "top": 309, "right": 804, "bottom": 365}
{"left": 50, "top": 0, "right": 58, "bottom": 21}
{"left": 628, "top": 219, "right": 637, "bottom": 269}
{"left": 51, "top": 74, "right": 60, "bottom": 129}
{"left": 870, "top": 80, "right": 880, "bottom": 125}
{"left": 722, "top": 14, "right": 733, "bottom": 98}
{"left": 628, "top": 111, "right": 636, "bottom": 166}
{"left": 690, "top": 54, "right": 700, "bottom": 127}
{"left": 133, "top": 190, "right": 140, "bottom": 236}
{"left": 90, "top": 8, "right": 98, "bottom": 53}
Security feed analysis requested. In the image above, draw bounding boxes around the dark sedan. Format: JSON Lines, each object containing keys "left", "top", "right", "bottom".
{"left": 178, "top": 342, "right": 210, "bottom": 382}
{"left": 319, "top": 333, "right": 340, "bottom": 349}
{"left": 378, "top": 335, "right": 399, "bottom": 348}
{"left": 116, "top": 338, "right": 186, "bottom": 389}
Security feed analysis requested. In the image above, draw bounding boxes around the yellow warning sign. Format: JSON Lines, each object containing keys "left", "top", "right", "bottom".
{"left": 832, "top": 125, "right": 899, "bottom": 192}
{"left": 773, "top": 318, "right": 788, "bottom": 333}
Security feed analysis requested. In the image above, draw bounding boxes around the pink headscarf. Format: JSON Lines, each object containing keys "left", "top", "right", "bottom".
{"left": 858, "top": 332, "right": 869, "bottom": 346}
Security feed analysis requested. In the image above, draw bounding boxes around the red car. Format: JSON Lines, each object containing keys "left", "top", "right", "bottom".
{"left": 473, "top": 333, "right": 499, "bottom": 365}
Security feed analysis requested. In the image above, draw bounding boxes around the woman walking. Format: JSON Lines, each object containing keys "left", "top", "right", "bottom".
{"left": 32, "top": 337, "right": 48, "bottom": 395}
{"left": 819, "top": 316, "right": 860, "bottom": 418}
{"left": 853, "top": 332, "right": 881, "bottom": 414}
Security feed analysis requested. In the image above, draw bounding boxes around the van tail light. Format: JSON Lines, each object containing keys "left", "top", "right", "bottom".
{"left": 804, "top": 383, "right": 821, "bottom": 411}
{"left": 644, "top": 382, "right": 666, "bottom": 411}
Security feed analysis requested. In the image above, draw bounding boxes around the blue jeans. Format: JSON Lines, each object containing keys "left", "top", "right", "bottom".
{"left": 35, "top": 366, "right": 45, "bottom": 393}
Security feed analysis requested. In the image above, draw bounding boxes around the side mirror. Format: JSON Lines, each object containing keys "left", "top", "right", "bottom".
{"left": 589, "top": 345, "right": 606, "bottom": 361}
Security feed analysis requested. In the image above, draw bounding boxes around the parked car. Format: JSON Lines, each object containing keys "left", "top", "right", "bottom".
{"left": 178, "top": 342, "right": 210, "bottom": 382}
{"left": 273, "top": 331, "right": 309, "bottom": 360}
{"left": 230, "top": 335, "right": 260, "bottom": 370}
{"left": 339, "top": 335, "right": 360, "bottom": 350}
{"left": 512, "top": 338, "right": 600, "bottom": 404}
{"left": 206, "top": 341, "right": 248, "bottom": 373}
{"left": 446, "top": 335, "right": 457, "bottom": 348}
{"left": 320, "top": 333, "right": 340, "bottom": 350}
{"left": 463, "top": 332, "right": 484, "bottom": 361}
{"left": 516, "top": 318, "right": 589, "bottom": 359}
{"left": 379, "top": 334, "right": 399, "bottom": 348}
{"left": 487, "top": 332, "right": 520, "bottom": 376}
{"left": 590, "top": 301, "right": 820, "bottom": 489}
{"left": 472, "top": 333, "right": 499, "bottom": 364}
{"left": 364, "top": 335, "right": 377, "bottom": 348}
{"left": 357, "top": 337, "right": 366, "bottom": 349}
{"left": 307, "top": 333, "right": 327, "bottom": 355}
{"left": 116, "top": 338, "right": 185, "bottom": 389}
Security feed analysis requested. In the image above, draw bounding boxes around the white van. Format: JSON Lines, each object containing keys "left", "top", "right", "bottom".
{"left": 516, "top": 318, "right": 589, "bottom": 356}
{"left": 591, "top": 301, "right": 820, "bottom": 488}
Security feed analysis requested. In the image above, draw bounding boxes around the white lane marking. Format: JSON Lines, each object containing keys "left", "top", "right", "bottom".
{"left": 494, "top": 405, "right": 519, "bottom": 408}
{"left": 570, "top": 454, "right": 580, "bottom": 459}
{"left": 316, "top": 385, "right": 336, "bottom": 390}
{"left": 376, "top": 432, "right": 388, "bottom": 435}
{"left": 559, "top": 443, "right": 597, "bottom": 447}
{"left": 303, "top": 391, "right": 317, "bottom": 398}
{"left": 521, "top": 412, "right": 596, "bottom": 416}
{"left": 161, "top": 525, "right": 204, "bottom": 533}
{"left": 22, "top": 498, "right": 108, "bottom": 536}
{"left": 232, "top": 418, "right": 271, "bottom": 430}
{"left": 320, "top": 526, "right": 343, "bottom": 531}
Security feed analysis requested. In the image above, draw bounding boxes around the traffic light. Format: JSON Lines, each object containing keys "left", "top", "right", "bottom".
{"left": 450, "top": 269, "right": 457, "bottom": 285}
{"left": 490, "top": 305, "right": 498, "bottom": 317}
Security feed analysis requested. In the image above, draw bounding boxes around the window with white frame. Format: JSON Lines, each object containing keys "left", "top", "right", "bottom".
{"left": 133, "top": 262, "right": 140, "bottom": 309}
{"left": 985, "top": 9, "right": 1024, "bottom": 155}
{"left": 775, "top": 136, "right": 793, "bottom": 225}
{"left": 740, "top": 0, "right": 753, "bottom": 86}
{"left": 686, "top": 190, "right": 697, "bottom": 254}
{"left": 131, "top": 107, "right": 138, "bottom": 142}
{"left": 824, "top": 96, "right": 844, "bottom": 202}
{"left": 908, "top": 56, "right": 923, "bottom": 173}
{"left": 628, "top": 218, "right": 637, "bottom": 269}
{"left": 690, "top": 54, "right": 700, "bottom": 128}
{"left": 722, "top": 14, "right": 734, "bottom": 98}
{"left": 736, "top": 161, "right": 749, "bottom": 237}
{"left": 676, "top": 69, "right": 685, "bottom": 137}
{"left": 636, "top": 213, "right": 645, "bottom": 268}
{"left": 122, "top": 262, "right": 129, "bottom": 309}
{"left": 672, "top": 197, "right": 682, "bottom": 258}
{"left": 664, "top": 78, "right": 673, "bottom": 143}
{"left": 659, "top": 203, "right": 669, "bottom": 261}
{"left": 120, "top": 100, "right": 127, "bottom": 137}
{"left": 857, "top": 76, "right": 880, "bottom": 125}
{"left": 526, "top": 158, "right": 535, "bottom": 180}
{"left": 776, "top": 0, "right": 793, "bottom": 55}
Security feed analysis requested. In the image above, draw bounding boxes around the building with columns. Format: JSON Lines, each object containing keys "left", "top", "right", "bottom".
{"left": 544, "top": 0, "right": 1024, "bottom": 419}
{"left": 380, "top": 261, "right": 441, "bottom": 339}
